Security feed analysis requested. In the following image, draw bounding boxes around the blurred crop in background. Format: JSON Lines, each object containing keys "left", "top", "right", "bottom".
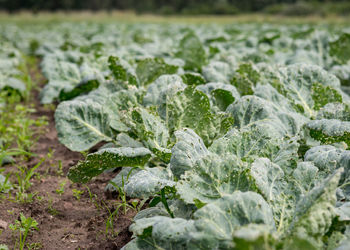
{"left": 0, "top": 0, "right": 350, "bottom": 16}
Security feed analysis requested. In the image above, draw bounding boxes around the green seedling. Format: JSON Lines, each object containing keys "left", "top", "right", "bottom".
{"left": 46, "top": 148, "right": 54, "bottom": 159}
{"left": 0, "top": 148, "right": 32, "bottom": 167}
{"left": 46, "top": 194, "right": 59, "bottom": 216}
{"left": 0, "top": 171, "right": 12, "bottom": 193}
{"left": 55, "top": 180, "right": 66, "bottom": 195}
{"left": 57, "top": 160, "right": 64, "bottom": 176}
{"left": 149, "top": 187, "right": 176, "bottom": 218}
{"left": 109, "top": 177, "right": 131, "bottom": 214}
{"left": 9, "top": 213, "right": 38, "bottom": 250}
{"left": 131, "top": 200, "right": 139, "bottom": 209}
{"left": 104, "top": 176, "right": 137, "bottom": 238}
{"left": 72, "top": 189, "right": 84, "bottom": 200}
{"left": 102, "top": 201, "right": 119, "bottom": 237}
{"left": 15, "top": 159, "right": 44, "bottom": 202}
{"left": 102, "top": 199, "right": 133, "bottom": 238}
{"left": 35, "top": 195, "right": 44, "bottom": 202}
{"left": 84, "top": 185, "right": 100, "bottom": 210}
{"left": 131, "top": 198, "right": 147, "bottom": 212}
{"left": 7, "top": 209, "right": 15, "bottom": 215}
{"left": 27, "top": 242, "right": 43, "bottom": 250}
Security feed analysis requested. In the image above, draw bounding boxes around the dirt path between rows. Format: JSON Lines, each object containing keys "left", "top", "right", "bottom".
{"left": 0, "top": 60, "right": 135, "bottom": 249}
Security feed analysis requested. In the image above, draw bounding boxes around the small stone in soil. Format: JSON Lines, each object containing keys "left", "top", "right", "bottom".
{"left": 0, "top": 219, "right": 8, "bottom": 229}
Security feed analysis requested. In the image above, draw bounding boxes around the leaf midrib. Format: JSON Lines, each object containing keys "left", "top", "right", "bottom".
{"left": 71, "top": 114, "right": 113, "bottom": 141}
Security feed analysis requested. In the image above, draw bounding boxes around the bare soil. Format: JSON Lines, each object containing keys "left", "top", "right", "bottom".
{"left": 0, "top": 61, "right": 136, "bottom": 249}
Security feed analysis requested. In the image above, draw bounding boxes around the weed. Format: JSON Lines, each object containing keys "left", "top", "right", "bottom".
{"left": 72, "top": 188, "right": 84, "bottom": 200}
{"left": 7, "top": 209, "right": 15, "bottom": 215}
{"left": 102, "top": 201, "right": 120, "bottom": 238}
{"left": 131, "top": 198, "right": 148, "bottom": 212}
{"left": 109, "top": 176, "right": 131, "bottom": 214}
{"left": 102, "top": 178, "right": 136, "bottom": 238}
{"left": 27, "top": 242, "right": 43, "bottom": 250}
{"left": 149, "top": 187, "right": 176, "bottom": 218}
{"left": 9, "top": 213, "right": 38, "bottom": 250}
{"left": 84, "top": 185, "right": 100, "bottom": 210}
{"left": 0, "top": 171, "right": 12, "bottom": 193}
{"left": 0, "top": 148, "right": 32, "bottom": 167}
{"left": 2, "top": 104, "right": 46, "bottom": 153}
{"left": 46, "top": 194, "right": 59, "bottom": 216}
{"left": 56, "top": 160, "right": 64, "bottom": 176}
{"left": 15, "top": 159, "right": 44, "bottom": 202}
{"left": 46, "top": 148, "right": 54, "bottom": 159}
{"left": 35, "top": 195, "right": 44, "bottom": 202}
{"left": 55, "top": 180, "right": 66, "bottom": 195}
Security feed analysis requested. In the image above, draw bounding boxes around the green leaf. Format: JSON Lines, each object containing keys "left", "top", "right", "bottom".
{"left": 227, "top": 95, "right": 302, "bottom": 137}
{"left": 105, "top": 89, "right": 141, "bottom": 131}
{"left": 232, "top": 224, "right": 277, "bottom": 250}
{"left": 105, "top": 167, "right": 140, "bottom": 192}
{"left": 303, "top": 146, "right": 350, "bottom": 199}
{"left": 0, "top": 244, "right": 8, "bottom": 250}
{"left": 335, "top": 240, "right": 350, "bottom": 250}
{"left": 176, "top": 31, "right": 207, "bottom": 71}
{"left": 194, "top": 191, "right": 275, "bottom": 228}
{"left": 68, "top": 147, "right": 152, "bottom": 183}
{"left": 211, "top": 89, "right": 236, "bottom": 111}
{"left": 330, "top": 33, "right": 350, "bottom": 64}
{"left": 251, "top": 158, "right": 295, "bottom": 229}
{"left": 254, "top": 84, "right": 310, "bottom": 129}
{"left": 126, "top": 192, "right": 275, "bottom": 250}
{"left": 190, "top": 192, "right": 275, "bottom": 249}
{"left": 59, "top": 79, "right": 99, "bottom": 101}
{"left": 202, "top": 61, "right": 232, "bottom": 83}
{"left": 124, "top": 108, "right": 171, "bottom": 162}
{"left": 43, "top": 60, "right": 81, "bottom": 83}
{"left": 115, "top": 133, "right": 144, "bottom": 148}
{"left": 287, "top": 168, "right": 342, "bottom": 248}
{"left": 55, "top": 99, "right": 114, "bottom": 151}
{"left": 317, "top": 103, "right": 350, "bottom": 121}
{"left": 311, "top": 83, "right": 342, "bottom": 111}
{"left": 306, "top": 119, "right": 350, "bottom": 147}
{"left": 231, "top": 63, "right": 260, "bottom": 96}
{"left": 149, "top": 197, "right": 162, "bottom": 208}
{"left": 283, "top": 236, "right": 319, "bottom": 250}
{"left": 136, "top": 58, "right": 178, "bottom": 86}
{"left": 335, "top": 202, "right": 350, "bottom": 222}
{"left": 40, "top": 80, "right": 70, "bottom": 104}
{"left": 251, "top": 158, "right": 285, "bottom": 203}
{"left": 108, "top": 56, "right": 138, "bottom": 85}
{"left": 170, "top": 128, "right": 209, "bottom": 178}
{"left": 304, "top": 145, "right": 343, "bottom": 172}
{"left": 181, "top": 72, "right": 206, "bottom": 86}
{"left": 274, "top": 64, "right": 342, "bottom": 117}
{"left": 176, "top": 153, "right": 253, "bottom": 204}
{"left": 0, "top": 76, "right": 26, "bottom": 94}
{"left": 128, "top": 216, "right": 196, "bottom": 250}
{"left": 40, "top": 60, "right": 82, "bottom": 104}
{"left": 134, "top": 199, "right": 195, "bottom": 221}
{"left": 143, "top": 74, "right": 184, "bottom": 107}
{"left": 210, "top": 127, "right": 299, "bottom": 174}
{"left": 196, "top": 82, "right": 239, "bottom": 111}
{"left": 165, "top": 86, "right": 233, "bottom": 146}
{"left": 123, "top": 167, "right": 176, "bottom": 198}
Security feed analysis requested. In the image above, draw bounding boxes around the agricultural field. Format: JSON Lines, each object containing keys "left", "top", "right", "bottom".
{"left": 1, "top": 16, "right": 350, "bottom": 249}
